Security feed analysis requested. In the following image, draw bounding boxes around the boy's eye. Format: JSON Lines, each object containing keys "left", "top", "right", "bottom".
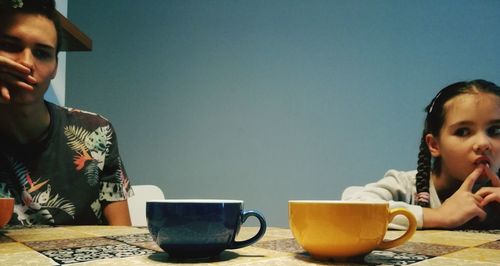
{"left": 0, "top": 41, "right": 21, "bottom": 52}
{"left": 33, "top": 49, "right": 54, "bottom": 60}
{"left": 487, "top": 125, "right": 500, "bottom": 137}
{"left": 454, "top": 127, "right": 470, "bottom": 137}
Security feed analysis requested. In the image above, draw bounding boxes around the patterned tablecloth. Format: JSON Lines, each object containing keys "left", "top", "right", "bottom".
{"left": 0, "top": 226, "right": 499, "bottom": 265}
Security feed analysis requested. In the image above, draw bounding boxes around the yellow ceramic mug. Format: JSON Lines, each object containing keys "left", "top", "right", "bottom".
{"left": 289, "top": 200, "right": 416, "bottom": 260}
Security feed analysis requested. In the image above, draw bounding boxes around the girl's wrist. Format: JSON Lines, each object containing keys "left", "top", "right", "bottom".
{"left": 422, "top": 207, "right": 446, "bottom": 229}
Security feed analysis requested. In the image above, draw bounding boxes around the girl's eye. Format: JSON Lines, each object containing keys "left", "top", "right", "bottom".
{"left": 487, "top": 125, "right": 500, "bottom": 137}
{"left": 454, "top": 127, "right": 470, "bottom": 137}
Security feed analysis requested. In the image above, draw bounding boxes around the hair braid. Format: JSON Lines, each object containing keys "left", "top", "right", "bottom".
{"left": 416, "top": 132, "right": 431, "bottom": 207}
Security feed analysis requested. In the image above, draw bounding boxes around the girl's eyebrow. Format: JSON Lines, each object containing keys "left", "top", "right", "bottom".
{"left": 448, "top": 121, "right": 473, "bottom": 128}
{"left": 448, "top": 119, "right": 500, "bottom": 128}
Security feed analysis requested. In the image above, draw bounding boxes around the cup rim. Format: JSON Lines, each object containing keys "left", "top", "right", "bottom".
{"left": 146, "top": 199, "right": 243, "bottom": 203}
{"left": 288, "top": 200, "right": 387, "bottom": 205}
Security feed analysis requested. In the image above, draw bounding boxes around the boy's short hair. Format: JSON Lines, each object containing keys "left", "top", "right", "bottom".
{"left": 0, "top": 0, "right": 62, "bottom": 53}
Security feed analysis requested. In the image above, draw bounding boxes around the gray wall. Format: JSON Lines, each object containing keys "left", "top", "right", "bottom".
{"left": 66, "top": 0, "right": 500, "bottom": 227}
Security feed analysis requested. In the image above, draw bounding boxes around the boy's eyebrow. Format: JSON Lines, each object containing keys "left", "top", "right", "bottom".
{"left": 35, "top": 42, "right": 56, "bottom": 51}
{"left": 0, "top": 34, "right": 19, "bottom": 41}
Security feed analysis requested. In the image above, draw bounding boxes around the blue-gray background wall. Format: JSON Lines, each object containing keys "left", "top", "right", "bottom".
{"left": 66, "top": 0, "right": 500, "bottom": 227}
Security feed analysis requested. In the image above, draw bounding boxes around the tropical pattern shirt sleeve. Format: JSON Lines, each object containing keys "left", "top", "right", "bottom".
{"left": 0, "top": 102, "right": 133, "bottom": 225}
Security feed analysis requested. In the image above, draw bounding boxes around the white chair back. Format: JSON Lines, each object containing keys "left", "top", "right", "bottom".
{"left": 128, "top": 185, "right": 165, "bottom": 226}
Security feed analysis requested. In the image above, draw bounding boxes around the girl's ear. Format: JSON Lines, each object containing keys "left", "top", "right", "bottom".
{"left": 425, "top": 133, "right": 440, "bottom": 157}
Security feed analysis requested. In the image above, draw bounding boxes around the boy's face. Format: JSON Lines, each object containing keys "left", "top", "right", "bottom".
{"left": 428, "top": 92, "right": 500, "bottom": 184}
{"left": 0, "top": 13, "right": 58, "bottom": 105}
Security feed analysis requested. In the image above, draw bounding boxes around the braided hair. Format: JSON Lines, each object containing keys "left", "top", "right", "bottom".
{"left": 415, "top": 79, "right": 500, "bottom": 207}
{"left": 0, "top": 0, "right": 61, "bottom": 53}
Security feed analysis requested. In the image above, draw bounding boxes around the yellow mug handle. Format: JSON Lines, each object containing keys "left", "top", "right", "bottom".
{"left": 377, "top": 208, "right": 417, "bottom": 250}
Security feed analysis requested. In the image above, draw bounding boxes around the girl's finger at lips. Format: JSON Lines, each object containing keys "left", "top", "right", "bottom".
{"left": 461, "top": 167, "right": 484, "bottom": 191}
{"left": 483, "top": 165, "right": 500, "bottom": 187}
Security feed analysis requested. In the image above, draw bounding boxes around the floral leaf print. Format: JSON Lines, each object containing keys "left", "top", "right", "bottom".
{"left": 32, "top": 209, "right": 55, "bottom": 224}
{"left": 27, "top": 179, "right": 49, "bottom": 193}
{"left": 4, "top": 157, "right": 49, "bottom": 206}
{"left": 34, "top": 184, "right": 52, "bottom": 205}
{"left": 0, "top": 183, "right": 11, "bottom": 198}
{"left": 84, "top": 160, "right": 99, "bottom": 187}
{"left": 73, "top": 149, "right": 93, "bottom": 171}
{"left": 14, "top": 204, "right": 55, "bottom": 225}
{"left": 115, "top": 158, "right": 130, "bottom": 197}
{"left": 85, "top": 126, "right": 112, "bottom": 153}
{"left": 44, "top": 194, "right": 76, "bottom": 217}
{"left": 13, "top": 204, "right": 31, "bottom": 225}
{"left": 100, "top": 182, "right": 125, "bottom": 201}
{"left": 65, "top": 107, "right": 100, "bottom": 117}
{"left": 65, "top": 126, "right": 99, "bottom": 171}
{"left": 90, "top": 150, "right": 106, "bottom": 171}
{"left": 64, "top": 125, "right": 91, "bottom": 153}
{"left": 33, "top": 185, "right": 76, "bottom": 218}
{"left": 85, "top": 126, "right": 112, "bottom": 170}
{"left": 91, "top": 199, "right": 102, "bottom": 220}
{"left": 6, "top": 156, "right": 29, "bottom": 187}
{"left": 121, "top": 169, "right": 130, "bottom": 196}
{"left": 14, "top": 184, "right": 76, "bottom": 225}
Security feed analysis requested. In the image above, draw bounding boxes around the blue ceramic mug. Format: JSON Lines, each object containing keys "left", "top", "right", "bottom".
{"left": 146, "top": 199, "right": 267, "bottom": 259}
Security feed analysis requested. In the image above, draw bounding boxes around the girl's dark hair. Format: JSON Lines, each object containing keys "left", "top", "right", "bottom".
{"left": 0, "top": 0, "right": 61, "bottom": 53}
{"left": 416, "top": 79, "right": 500, "bottom": 207}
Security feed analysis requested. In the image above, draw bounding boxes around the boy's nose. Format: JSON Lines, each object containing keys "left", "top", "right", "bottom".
{"left": 17, "top": 49, "right": 34, "bottom": 71}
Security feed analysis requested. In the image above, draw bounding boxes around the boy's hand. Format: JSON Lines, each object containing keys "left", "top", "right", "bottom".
{"left": 0, "top": 55, "right": 36, "bottom": 103}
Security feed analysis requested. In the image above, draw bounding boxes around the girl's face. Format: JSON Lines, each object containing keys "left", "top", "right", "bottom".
{"left": 0, "top": 13, "right": 57, "bottom": 104}
{"left": 428, "top": 92, "right": 500, "bottom": 184}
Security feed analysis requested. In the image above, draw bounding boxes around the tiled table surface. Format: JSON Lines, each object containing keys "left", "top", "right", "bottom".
{"left": 0, "top": 225, "right": 499, "bottom": 265}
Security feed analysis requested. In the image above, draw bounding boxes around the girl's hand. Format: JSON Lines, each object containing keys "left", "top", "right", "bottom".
{"left": 475, "top": 166, "right": 500, "bottom": 207}
{"left": 424, "top": 166, "right": 487, "bottom": 228}
{"left": 0, "top": 55, "right": 36, "bottom": 103}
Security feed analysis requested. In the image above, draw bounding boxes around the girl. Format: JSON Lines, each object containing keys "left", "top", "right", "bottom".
{"left": 342, "top": 79, "right": 500, "bottom": 229}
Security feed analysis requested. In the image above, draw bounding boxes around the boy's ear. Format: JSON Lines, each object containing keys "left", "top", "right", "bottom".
{"left": 425, "top": 134, "right": 440, "bottom": 157}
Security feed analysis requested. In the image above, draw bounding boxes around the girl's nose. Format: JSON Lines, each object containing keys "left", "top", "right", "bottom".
{"left": 473, "top": 134, "right": 491, "bottom": 153}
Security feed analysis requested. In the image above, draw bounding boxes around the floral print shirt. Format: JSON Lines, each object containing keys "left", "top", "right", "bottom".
{"left": 0, "top": 102, "right": 133, "bottom": 225}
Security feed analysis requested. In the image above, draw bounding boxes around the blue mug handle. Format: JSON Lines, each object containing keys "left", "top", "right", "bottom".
{"left": 229, "top": 210, "right": 267, "bottom": 249}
